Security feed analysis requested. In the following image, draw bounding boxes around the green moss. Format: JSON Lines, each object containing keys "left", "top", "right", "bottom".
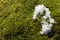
{"left": 0, "top": 0, "right": 60, "bottom": 40}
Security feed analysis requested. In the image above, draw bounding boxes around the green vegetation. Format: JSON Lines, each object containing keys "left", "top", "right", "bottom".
{"left": 0, "top": 0, "right": 60, "bottom": 40}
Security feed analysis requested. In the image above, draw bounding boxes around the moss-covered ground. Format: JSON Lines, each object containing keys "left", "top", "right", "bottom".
{"left": 0, "top": 0, "right": 60, "bottom": 40}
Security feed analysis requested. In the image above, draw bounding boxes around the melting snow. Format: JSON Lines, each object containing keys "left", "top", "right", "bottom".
{"left": 33, "top": 4, "right": 55, "bottom": 35}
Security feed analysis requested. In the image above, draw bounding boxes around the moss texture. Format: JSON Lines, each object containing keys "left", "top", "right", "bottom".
{"left": 0, "top": 0, "right": 60, "bottom": 40}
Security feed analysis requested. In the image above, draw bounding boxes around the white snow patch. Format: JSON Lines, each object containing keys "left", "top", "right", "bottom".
{"left": 33, "top": 4, "right": 55, "bottom": 35}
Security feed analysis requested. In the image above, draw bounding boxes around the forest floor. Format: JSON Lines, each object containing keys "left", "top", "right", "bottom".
{"left": 0, "top": 0, "right": 60, "bottom": 40}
